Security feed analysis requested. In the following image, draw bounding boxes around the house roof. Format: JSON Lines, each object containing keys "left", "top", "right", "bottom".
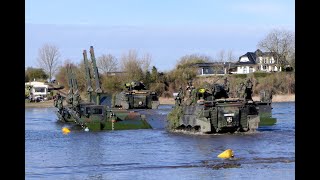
{"left": 236, "top": 52, "right": 257, "bottom": 65}
{"left": 236, "top": 49, "right": 279, "bottom": 65}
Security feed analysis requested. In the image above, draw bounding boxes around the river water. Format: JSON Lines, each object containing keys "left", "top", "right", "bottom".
{"left": 25, "top": 102, "right": 295, "bottom": 180}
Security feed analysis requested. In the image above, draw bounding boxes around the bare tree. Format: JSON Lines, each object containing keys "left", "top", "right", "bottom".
{"left": 37, "top": 44, "right": 61, "bottom": 82}
{"left": 226, "top": 49, "right": 235, "bottom": 62}
{"left": 215, "top": 50, "right": 225, "bottom": 62}
{"left": 258, "top": 29, "right": 295, "bottom": 67}
{"left": 141, "top": 53, "right": 152, "bottom": 73}
{"left": 212, "top": 50, "right": 225, "bottom": 74}
{"left": 120, "top": 50, "right": 144, "bottom": 81}
{"left": 97, "top": 54, "right": 118, "bottom": 75}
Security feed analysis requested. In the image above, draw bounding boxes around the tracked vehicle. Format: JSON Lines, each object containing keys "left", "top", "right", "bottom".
{"left": 112, "top": 81, "right": 160, "bottom": 109}
{"left": 54, "top": 46, "right": 152, "bottom": 131}
{"left": 167, "top": 79, "right": 261, "bottom": 133}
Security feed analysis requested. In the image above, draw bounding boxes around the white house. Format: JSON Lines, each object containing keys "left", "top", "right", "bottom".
{"left": 193, "top": 62, "right": 237, "bottom": 76}
{"left": 25, "top": 81, "right": 49, "bottom": 101}
{"left": 234, "top": 49, "right": 282, "bottom": 74}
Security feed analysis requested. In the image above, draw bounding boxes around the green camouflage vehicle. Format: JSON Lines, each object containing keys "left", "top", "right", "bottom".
{"left": 54, "top": 46, "right": 152, "bottom": 131}
{"left": 255, "top": 89, "right": 276, "bottom": 126}
{"left": 112, "top": 81, "right": 160, "bottom": 109}
{"left": 167, "top": 79, "right": 262, "bottom": 133}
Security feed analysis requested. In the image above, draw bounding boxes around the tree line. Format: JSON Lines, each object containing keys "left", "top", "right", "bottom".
{"left": 26, "top": 28, "right": 295, "bottom": 97}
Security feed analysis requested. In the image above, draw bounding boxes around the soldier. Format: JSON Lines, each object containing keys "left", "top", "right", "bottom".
{"left": 73, "top": 90, "right": 81, "bottom": 116}
{"left": 175, "top": 86, "right": 183, "bottom": 106}
{"left": 53, "top": 92, "right": 59, "bottom": 107}
{"left": 237, "top": 82, "right": 245, "bottom": 98}
{"left": 186, "top": 80, "right": 195, "bottom": 98}
{"left": 244, "top": 78, "right": 253, "bottom": 100}
{"left": 223, "top": 77, "right": 230, "bottom": 96}
{"left": 66, "top": 89, "right": 73, "bottom": 105}
{"left": 125, "top": 82, "right": 132, "bottom": 91}
{"left": 56, "top": 93, "right": 64, "bottom": 114}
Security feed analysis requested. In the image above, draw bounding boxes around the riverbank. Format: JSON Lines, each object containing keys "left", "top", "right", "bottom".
{"left": 25, "top": 94, "right": 295, "bottom": 108}
{"left": 25, "top": 100, "right": 56, "bottom": 108}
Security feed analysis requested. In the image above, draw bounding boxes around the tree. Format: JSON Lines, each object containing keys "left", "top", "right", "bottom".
{"left": 141, "top": 53, "right": 151, "bottom": 73}
{"left": 97, "top": 54, "right": 118, "bottom": 75}
{"left": 151, "top": 66, "right": 158, "bottom": 82}
{"left": 258, "top": 29, "right": 295, "bottom": 68}
{"left": 55, "top": 59, "right": 73, "bottom": 90}
{"left": 25, "top": 67, "right": 48, "bottom": 82}
{"left": 37, "top": 43, "right": 61, "bottom": 82}
{"left": 212, "top": 50, "right": 226, "bottom": 74}
{"left": 176, "top": 54, "right": 211, "bottom": 69}
{"left": 226, "top": 49, "right": 236, "bottom": 62}
{"left": 120, "top": 50, "right": 150, "bottom": 81}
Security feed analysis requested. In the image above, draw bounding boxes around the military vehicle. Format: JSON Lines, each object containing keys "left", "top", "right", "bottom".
{"left": 54, "top": 46, "right": 152, "bottom": 131}
{"left": 255, "top": 89, "right": 276, "bottom": 126}
{"left": 167, "top": 78, "right": 261, "bottom": 133}
{"left": 112, "top": 81, "right": 160, "bottom": 109}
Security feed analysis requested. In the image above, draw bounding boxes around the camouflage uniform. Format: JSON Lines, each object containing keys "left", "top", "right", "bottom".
{"left": 73, "top": 90, "right": 81, "bottom": 116}
{"left": 237, "top": 82, "right": 245, "bottom": 98}
{"left": 244, "top": 79, "right": 253, "bottom": 100}
{"left": 223, "top": 78, "right": 230, "bottom": 95}
{"left": 175, "top": 87, "right": 184, "bottom": 106}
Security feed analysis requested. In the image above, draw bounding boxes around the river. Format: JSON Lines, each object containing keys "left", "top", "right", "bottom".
{"left": 25, "top": 102, "right": 295, "bottom": 180}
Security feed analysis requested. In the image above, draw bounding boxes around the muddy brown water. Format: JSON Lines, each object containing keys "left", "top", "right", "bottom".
{"left": 26, "top": 102, "right": 294, "bottom": 179}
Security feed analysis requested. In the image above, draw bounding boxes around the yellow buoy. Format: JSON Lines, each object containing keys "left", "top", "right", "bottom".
{"left": 217, "top": 149, "right": 234, "bottom": 159}
{"left": 62, "top": 127, "right": 71, "bottom": 134}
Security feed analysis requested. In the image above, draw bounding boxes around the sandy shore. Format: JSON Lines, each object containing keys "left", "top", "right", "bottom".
{"left": 25, "top": 94, "right": 295, "bottom": 108}
{"left": 25, "top": 100, "right": 56, "bottom": 108}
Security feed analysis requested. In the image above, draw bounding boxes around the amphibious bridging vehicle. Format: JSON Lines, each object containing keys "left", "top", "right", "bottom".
{"left": 54, "top": 46, "right": 152, "bottom": 131}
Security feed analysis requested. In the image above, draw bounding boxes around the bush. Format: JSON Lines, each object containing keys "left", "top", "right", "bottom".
{"left": 253, "top": 72, "right": 269, "bottom": 78}
{"left": 232, "top": 74, "right": 247, "bottom": 79}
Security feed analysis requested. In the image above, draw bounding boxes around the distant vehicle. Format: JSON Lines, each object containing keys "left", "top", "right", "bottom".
{"left": 25, "top": 81, "right": 49, "bottom": 102}
{"left": 112, "top": 81, "right": 160, "bottom": 109}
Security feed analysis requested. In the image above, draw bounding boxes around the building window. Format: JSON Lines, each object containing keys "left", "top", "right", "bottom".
{"left": 249, "top": 67, "right": 253, "bottom": 73}
{"left": 263, "top": 65, "right": 267, "bottom": 70}
{"left": 34, "top": 87, "right": 45, "bottom": 92}
{"left": 263, "top": 58, "right": 267, "bottom": 64}
{"left": 243, "top": 67, "right": 247, "bottom": 74}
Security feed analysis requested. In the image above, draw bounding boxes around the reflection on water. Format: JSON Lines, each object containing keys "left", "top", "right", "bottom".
{"left": 26, "top": 102, "right": 295, "bottom": 180}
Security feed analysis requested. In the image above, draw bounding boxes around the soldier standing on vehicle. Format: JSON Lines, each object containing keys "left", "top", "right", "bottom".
{"left": 175, "top": 86, "right": 184, "bottom": 106}
{"left": 223, "top": 77, "right": 230, "bottom": 96}
{"left": 73, "top": 90, "right": 81, "bottom": 116}
{"left": 57, "top": 93, "right": 64, "bottom": 114}
{"left": 186, "top": 80, "right": 194, "bottom": 98}
{"left": 237, "top": 82, "right": 245, "bottom": 98}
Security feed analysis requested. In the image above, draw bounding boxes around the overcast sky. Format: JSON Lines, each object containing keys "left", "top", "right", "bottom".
{"left": 26, "top": 0, "right": 295, "bottom": 72}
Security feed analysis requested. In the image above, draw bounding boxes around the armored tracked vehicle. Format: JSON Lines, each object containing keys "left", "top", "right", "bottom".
{"left": 167, "top": 79, "right": 261, "bottom": 133}
{"left": 112, "top": 81, "right": 160, "bottom": 109}
{"left": 255, "top": 89, "right": 276, "bottom": 126}
{"left": 54, "top": 46, "right": 152, "bottom": 131}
